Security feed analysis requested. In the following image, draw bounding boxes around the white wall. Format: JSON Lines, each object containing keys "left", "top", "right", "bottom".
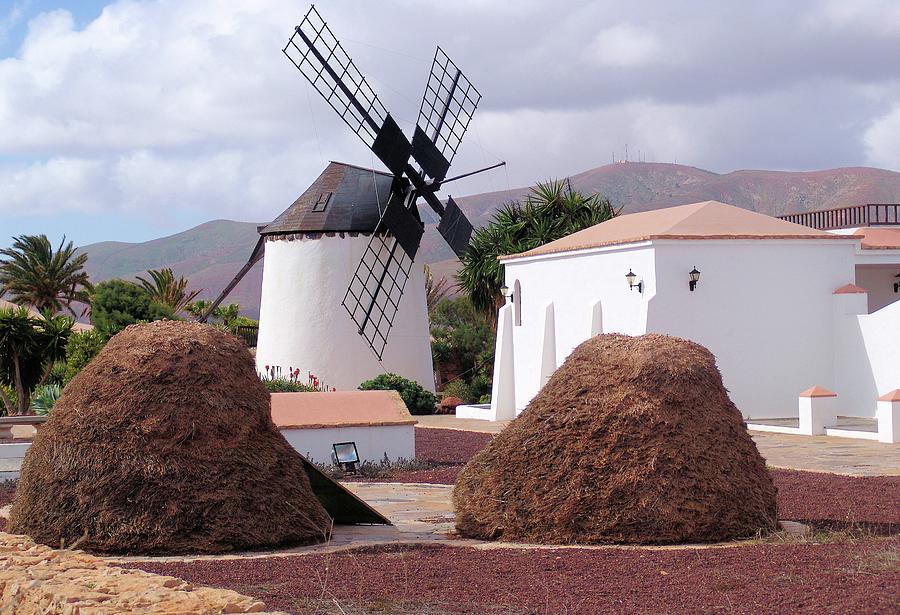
{"left": 502, "top": 244, "right": 654, "bottom": 413}
{"left": 648, "top": 240, "right": 855, "bottom": 419}
{"left": 855, "top": 265, "right": 900, "bottom": 312}
{"left": 834, "top": 297, "right": 900, "bottom": 417}
{"left": 280, "top": 424, "right": 415, "bottom": 465}
{"left": 495, "top": 238, "right": 859, "bottom": 420}
{"left": 256, "top": 235, "right": 434, "bottom": 391}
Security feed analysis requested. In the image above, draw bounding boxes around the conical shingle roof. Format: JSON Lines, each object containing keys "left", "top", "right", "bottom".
{"left": 262, "top": 162, "right": 396, "bottom": 235}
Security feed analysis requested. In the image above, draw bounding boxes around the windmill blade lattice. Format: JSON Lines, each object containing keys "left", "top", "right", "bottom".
{"left": 417, "top": 47, "right": 482, "bottom": 169}
{"left": 283, "top": 6, "right": 388, "bottom": 147}
{"left": 342, "top": 232, "right": 414, "bottom": 361}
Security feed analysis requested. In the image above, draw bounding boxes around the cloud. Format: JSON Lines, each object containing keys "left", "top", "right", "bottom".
{"left": 0, "top": 0, "right": 898, "bottom": 232}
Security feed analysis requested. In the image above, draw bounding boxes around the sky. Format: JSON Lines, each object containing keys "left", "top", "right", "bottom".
{"left": 1, "top": 0, "right": 900, "bottom": 249}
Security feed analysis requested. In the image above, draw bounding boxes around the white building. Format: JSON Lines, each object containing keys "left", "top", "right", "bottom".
{"left": 271, "top": 390, "right": 416, "bottom": 465}
{"left": 255, "top": 162, "right": 434, "bottom": 391}
{"left": 464, "top": 200, "right": 900, "bottom": 423}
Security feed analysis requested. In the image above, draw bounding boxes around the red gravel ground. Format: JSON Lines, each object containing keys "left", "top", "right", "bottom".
{"left": 131, "top": 539, "right": 900, "bottom": 614}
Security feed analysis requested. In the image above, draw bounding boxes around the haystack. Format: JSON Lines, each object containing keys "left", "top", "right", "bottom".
{"left": 454, "top": 334, "right": 777, "bottom": 544}
{"left": 9, "top": 320, "right": 332, "bottom": 555}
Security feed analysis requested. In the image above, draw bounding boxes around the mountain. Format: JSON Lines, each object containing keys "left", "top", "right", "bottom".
{"left": 418, "top": 162, "right": 900, "bottom": 262}
{"left": 79, "top": 163, "right": 900, "bottom": 317}
{"left": 78, "top": 220, "right": 264, "bottom": 318}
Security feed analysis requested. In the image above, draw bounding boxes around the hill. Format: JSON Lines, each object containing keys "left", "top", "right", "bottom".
{"left": 78, "top": 220, "right": 264, "bottom": 318}
{"left": 79, "top": 163, "right": 900, "bottom": 316}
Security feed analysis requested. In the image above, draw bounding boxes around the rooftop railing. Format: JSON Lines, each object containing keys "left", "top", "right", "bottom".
{"left": 778, "top": 204, "right": 900, "bottom": 230}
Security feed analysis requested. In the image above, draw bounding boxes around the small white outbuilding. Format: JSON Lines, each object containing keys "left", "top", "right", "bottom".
{"left": 468, "top": 200, "right": 900, "bottom": 422}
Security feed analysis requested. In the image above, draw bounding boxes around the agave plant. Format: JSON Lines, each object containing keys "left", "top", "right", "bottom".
{"left": 31, "top": 383, "right": 62, "bottom": 416}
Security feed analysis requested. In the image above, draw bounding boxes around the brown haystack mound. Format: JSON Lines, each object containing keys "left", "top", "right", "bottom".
{"left": 9, "top": 320, "right": 332, "bottom": 555}
{"left": 454, "top": 334, "right": 777, "bottom": 545}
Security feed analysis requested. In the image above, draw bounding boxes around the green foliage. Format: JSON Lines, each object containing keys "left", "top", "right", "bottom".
{"left": 261, "top": 377, "right": 318, "bottom": 393}
{"left": 458, "top": 180, "right": 618, "bottom": 313}
{"left": 226, "top": 315, "right": 259, "bottom": 333}
{"left": 430, "top": 296, "right": 495, "bottom": 402}
{"left": 31, "top": 383, "right": 61, "bottom": 415}
{"left": 0, "top": 383, "right": 14, "bottom": 416}
{"left": 90, "top": 279, "right": 176, "bottom": 338}
{"left": 358, "top": 373, "right": 437, "bottom": 416}
{"left": 0, "top": 306, "right": 73, "bottom": 414}
{"left": 186, "top": 300, "right": 242, "bottom": 327}
{"left": 0, "top": 234, "right": 93, "bottom": 315}
{"left": 64, "top": 330, "right": 106, "bottom": 384}
{"left": 478, "top": 393, "right": 492, "bottom": 404}
{"left": 441, "top": 379, "right": 473, "bottom": 403}
{"left": 136, "top": 267, "right": 202, "bottom": 314}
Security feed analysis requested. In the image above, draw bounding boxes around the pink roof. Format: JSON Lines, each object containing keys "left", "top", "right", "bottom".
{"left": 833, "top": 284, "right": 867, "bottom": 294}
{"left": 878, "top": 389, "right": 900, "bottom": 402}
{"left": 502, "top": 201, "right": 849, "bottom": 261}
{"left": 852, "top": 227, "right": 900, "bottom": 250}
{"left": 799, "top": 385, "right": 837, "bottom": 398}
{"left": 270, "top": 390, "right": 417, "bottom": 429}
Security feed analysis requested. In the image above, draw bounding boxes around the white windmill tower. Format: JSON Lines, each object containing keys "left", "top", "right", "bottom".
{"left": 201, "top": 6, "right": 497, "bottom": 391}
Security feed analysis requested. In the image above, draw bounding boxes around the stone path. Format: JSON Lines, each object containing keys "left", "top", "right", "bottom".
{"left": 417, "top": 415, "right": 900, "bottom": 476}
{"left": 0, "top": 533, "right": 285, "bottom": 614}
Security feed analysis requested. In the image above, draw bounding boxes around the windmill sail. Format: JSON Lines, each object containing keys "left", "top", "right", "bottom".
{"left": 283, "top": 6, "right": 483, "bottom": 360}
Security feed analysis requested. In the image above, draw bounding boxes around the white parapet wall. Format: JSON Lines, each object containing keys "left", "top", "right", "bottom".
{"left": 270, "top": 390, "right": 417, "bottom": 465}
{"left": 280, "top": 424, "right": 415, "bottom": 465}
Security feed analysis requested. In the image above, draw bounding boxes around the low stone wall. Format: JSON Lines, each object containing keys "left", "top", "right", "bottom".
{"left": 0, "top": 532, "right": 285, "bottom": 614}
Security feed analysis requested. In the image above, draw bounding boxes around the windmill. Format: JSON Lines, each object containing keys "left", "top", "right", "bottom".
{"left": 283, "top": 5, "right": 490, "bottom": 359}
{"left": 200, "top": 5, "right": 500, "bottom": 385}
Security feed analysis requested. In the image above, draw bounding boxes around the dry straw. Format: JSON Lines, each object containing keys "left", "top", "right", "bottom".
{"left": 10, "top": 320, "right": 332, "bottom": 555}
{"left": 454, "top": 333, "right": 778, "bottom": 544}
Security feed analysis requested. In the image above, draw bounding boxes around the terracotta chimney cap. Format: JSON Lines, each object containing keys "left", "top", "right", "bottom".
{"left": 833, "top": 283, "right": 867, "bottom": 295}
{"left": 878, "top": 389, "right": 900, "bottom": 402}
{"left": 799, "top": 385, "right": 837, "bottom": 398}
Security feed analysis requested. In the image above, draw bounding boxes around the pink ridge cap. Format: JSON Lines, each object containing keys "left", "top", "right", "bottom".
{"left": 833, "top": 283, "right": 867, "bottom": 294}
{"left": 878, "top": 389, "right": 900, "bottom": 402}
{"left": 799, "top": 385, "right": 837, "bottom": 398}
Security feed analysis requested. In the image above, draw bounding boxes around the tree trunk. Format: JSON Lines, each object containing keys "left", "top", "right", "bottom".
{"left": 0, "top": 386, "right": 14, "bottom": 416}
{"left": 12, "top": 353, "right": 28, "bottom": 415}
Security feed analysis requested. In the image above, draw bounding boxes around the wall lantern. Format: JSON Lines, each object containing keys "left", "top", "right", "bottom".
{"left": 894, "top": 272, "right": 900, "bottom": 293}
{"left": 332, "top": 441, "right": 360, "bottom": 473}
{"left": 625, "top": 269, "right": 643, "bottom": 293}
{"left": 689, "top": 266, "right": 701, "bottom": 291}
{"left": 500, "top": 284, "right": 511, "bottom": 301}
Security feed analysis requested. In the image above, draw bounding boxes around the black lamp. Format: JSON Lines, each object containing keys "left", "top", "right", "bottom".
{"left": 500, "top": 284, "right": 511, "bottom": 301}
{"left": 689, "top": 266, "right": 701, "bottom": 291}
{"left": 625, "top": 269, "right": 643, "bottom": 293}
{"left": 332, "top": 441, "right": 360, "bottom": 473}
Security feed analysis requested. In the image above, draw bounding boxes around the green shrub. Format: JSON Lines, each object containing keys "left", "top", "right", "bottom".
{"left": 262, "top": 377, "right": 317, "bottom": 393}
{"left": 31, "top": 384, "right": 62, "bottom": 415}
{"left": 226, "top": 316, "right": 259, "bottom": 333}
{"left": 478, "top": 393, "right": 492, "bottom": 404}
{"left": 90, "top": 279, "right": 176, "bottom": 338}
{"left": 358, "top": 373, "right": 437, "bottom": 416}
{"left": 441, "top": 379, "right": 472, "bottom": 403}
{"left": 64, "top": 329, "right": 106, "bottom": 384}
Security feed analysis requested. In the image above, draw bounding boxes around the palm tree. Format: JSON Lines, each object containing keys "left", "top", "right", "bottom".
{"left": 458, "top": 179, "right": 618, "bottom": 313}
{"left": 0, "top": 306, "right": 73, "bottom": 414}
{"left": 0, "top": 235, "right": 93, "bottom": 316}
{"left": 136, "top": 268, "right": 202, "bottom": 314}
